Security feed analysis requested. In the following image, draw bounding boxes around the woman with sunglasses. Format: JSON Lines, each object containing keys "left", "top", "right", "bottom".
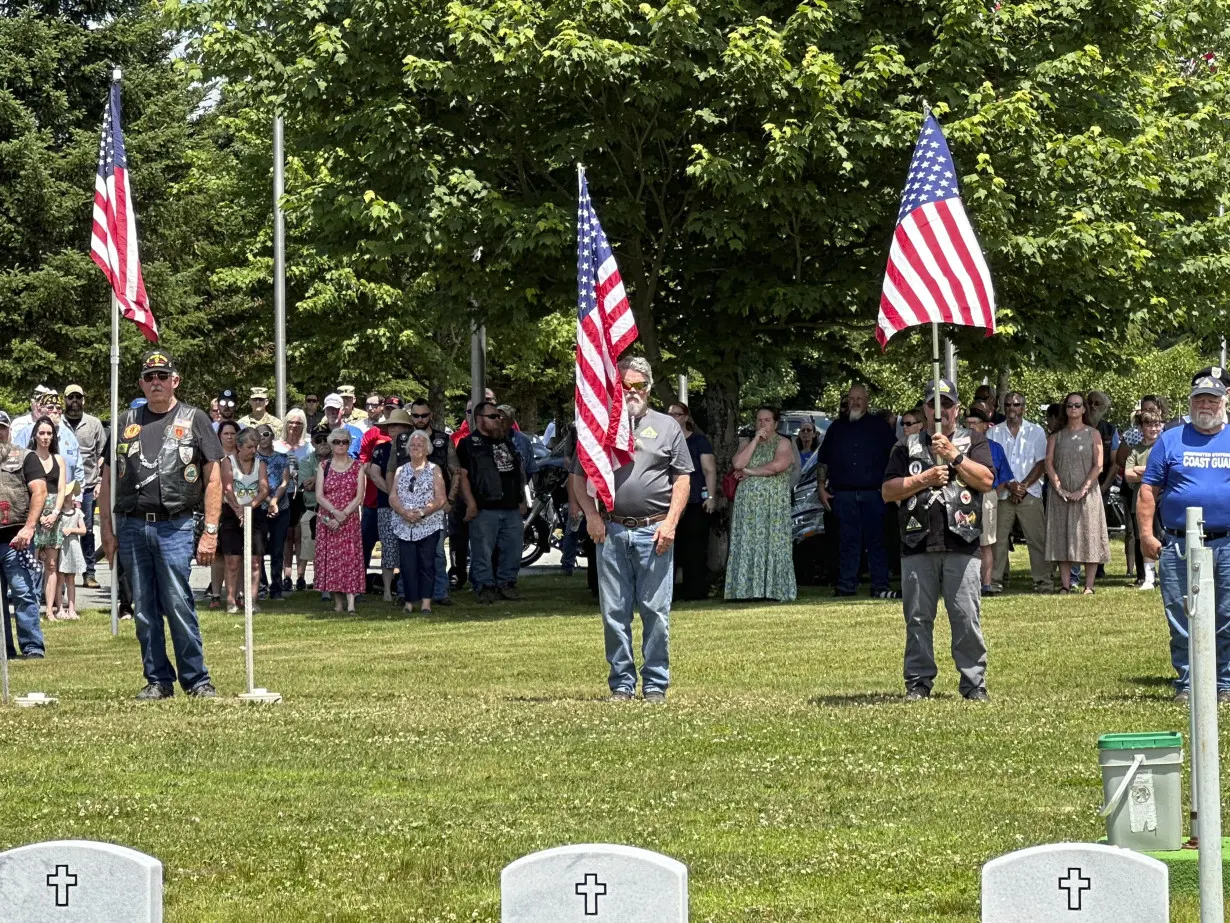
{"left": 1045, "top": 392, "right": 1109, "bottom": 593}
{"left": 30, "top": 415, "right": 67, "bottom": 620}
{"left": 900, "top": 408, "right": 925, "bottom": 439}
{"left": 796, "top": 422, "right": 821, "bottom": 469}
{"left": 277, "top": 409, "right": 313, "bottom": 593}
{"left": 314, "top": 427, "right": 368, "bottom": 613}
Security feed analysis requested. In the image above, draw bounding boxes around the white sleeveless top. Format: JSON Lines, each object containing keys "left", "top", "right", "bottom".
{"left": 229, "top": 454, "right": 261, "bottom": 506}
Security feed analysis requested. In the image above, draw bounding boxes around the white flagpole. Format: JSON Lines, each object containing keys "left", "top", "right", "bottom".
{"left": 109, "top": 295, "right": 120, "bottom": 637}
{"left": 244, "top": 505, "right": 254, "bottom": 693}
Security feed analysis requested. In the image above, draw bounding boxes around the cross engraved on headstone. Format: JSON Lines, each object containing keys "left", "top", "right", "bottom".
{"left": 46, "top": 864, "right": 78, "bottom": 907}
{"left": 575, "top": 872, "right": 607, "bottom": 916}
{"left": 1056, "top": 867, "right": 1091, "bottom": 911}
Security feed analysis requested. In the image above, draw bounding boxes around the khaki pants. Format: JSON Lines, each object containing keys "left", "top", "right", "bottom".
{"left": 991, "top": 492, "right": 1050, "bottom": 590}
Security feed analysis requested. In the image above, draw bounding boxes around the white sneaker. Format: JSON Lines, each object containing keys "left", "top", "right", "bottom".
{"left": 1138, "top": 580, "right": 1156, "bottom": 591}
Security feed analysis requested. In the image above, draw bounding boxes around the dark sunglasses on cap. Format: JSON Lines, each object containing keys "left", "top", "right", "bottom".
{"left": 142, "top": 371, "right": 171, "bottom": 382}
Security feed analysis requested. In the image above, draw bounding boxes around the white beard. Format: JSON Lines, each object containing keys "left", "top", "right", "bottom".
{"left": 1192, "top": 409, "right": 1223, "bottom": 431}
{"left": 625, "top": 394, "right": 648, "bottom": 418}
{"left": 847, "top": 409, "right": 864, "bottom": 422}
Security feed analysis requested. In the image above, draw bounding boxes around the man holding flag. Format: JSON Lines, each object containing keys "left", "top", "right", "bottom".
{"left": 877, "top": 111, "right": 997, "bottom": 701}
{"left": 568, "top": 169, "right": 692, "bottom": 703}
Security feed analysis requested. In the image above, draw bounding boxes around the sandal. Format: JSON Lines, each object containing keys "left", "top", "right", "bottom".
{"left": 1083, "top": 587, "right": 1095, "bottom": 595}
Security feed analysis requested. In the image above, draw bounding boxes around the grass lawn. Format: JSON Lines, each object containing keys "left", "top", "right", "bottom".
{"left": 0, "top": 550, "right": 1218, "bottom": 921}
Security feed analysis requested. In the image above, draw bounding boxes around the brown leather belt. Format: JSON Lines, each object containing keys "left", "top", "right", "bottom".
{"left": 601, "top": 511, "right": 667, "bottom": 528}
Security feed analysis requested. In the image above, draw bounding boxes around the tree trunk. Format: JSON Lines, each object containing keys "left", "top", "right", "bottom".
{"left": 703, "top": 365, "right": 742, "bottom": 471}
{"left": 996, "top": 364, "right": 1011, "bottom": 413}
{"left": 428, "top": 379, "right": 447, "bottom": 430}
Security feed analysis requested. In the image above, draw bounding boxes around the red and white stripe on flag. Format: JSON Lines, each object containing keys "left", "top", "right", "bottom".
{"left": 877, "top": 113, "right": 994, "bottom": 348}
{"left": 90, "top": 80, "right": 158, "bottom": 342}
{"left": 575, "top": 170, "right": 638, "bottom": 511}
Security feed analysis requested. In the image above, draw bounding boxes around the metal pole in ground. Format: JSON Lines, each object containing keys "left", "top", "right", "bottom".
{"left": 1186, "top": 521, "right": 1201, "bottom": 848}
{"left": 1187, "top": 506, "right": 1224, "bottom": 922}
{"left": 244, "top": 505, "right": 255, "bottom": 694}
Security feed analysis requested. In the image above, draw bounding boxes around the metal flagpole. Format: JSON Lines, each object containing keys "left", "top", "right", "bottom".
{"left": 931, "top": 322, "right": 943, "bottom": 434}
{"left": 1187, "top": 507, "right": 1225, "bottom": 921}
{"left": 239, "top": 504, "right": 281, "bottom": 703}
{"left": 109, "top": 290, "right": 120, "bottom": 637}
{"left": 944, "top": 337, "right": 957, "bottom": 383}
{"left": 273, "top": 113, "right": 287, "bottom": 421}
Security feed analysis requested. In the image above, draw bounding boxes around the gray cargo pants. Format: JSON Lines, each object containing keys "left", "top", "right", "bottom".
{"left": 901, "top": 551, "right": 987, "bottom": 696}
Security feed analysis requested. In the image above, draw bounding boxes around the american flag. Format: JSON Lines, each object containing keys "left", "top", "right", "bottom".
{"left": 575, "top": 168, "right": 637, "bottom": 511}
{"left": 90, "top": 79, "right": 158, "bottom": 342}
{"left": 877, "top": 113, "right": 995, "bottom": 348}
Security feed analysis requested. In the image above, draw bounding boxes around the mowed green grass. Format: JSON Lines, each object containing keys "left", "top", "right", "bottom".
{"left": 0, "top": 550, "right": 1216, "bottom": 922}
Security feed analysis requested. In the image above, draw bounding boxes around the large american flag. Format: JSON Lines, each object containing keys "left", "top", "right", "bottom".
{"left": 877, "top": 113, "right": 995, "bottom": 347}
{"left": 575, "top": 169, "right": 637, "bottom": 511}
{"left": 90, "top": 80, "right": 158, "bottom": 342}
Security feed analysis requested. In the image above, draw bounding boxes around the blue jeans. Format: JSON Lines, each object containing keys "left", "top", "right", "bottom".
{"left": 433, "top": 529, "right": 448, "bottom": 599}
{"left": 118, "top": 515, "right": 211, "bottom": 691}
{"left": 398, "top": 534, "right": 438, "bottom": 603}
{"left": 1159, "top": 535, "right": 1230, "bottom": 692}
{"left": 82, "top": 488, "right": 97, "bottom": 576}
{"left": 0, "top": 543, "right": 43, "bottom": 656}
{"left": 362, "top": 506, "right": 379, "bottom": 573}
{"left": 263, "top": 505, "right": 291, "bottom": 595}
{"left": 596, "top": 521, "right": 673, "bottom": 693}
{"left": 561, "top": 516, "right": 580, "bottom": 572}
{"left": 470, "top": 509, "right": 522, "bottom": 590}
{"left": 833, "top": 489, "right": 890, "bottom": 593}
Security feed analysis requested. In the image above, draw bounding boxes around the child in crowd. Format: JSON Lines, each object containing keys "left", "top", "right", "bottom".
{"left": 57, "top": 497, "right": 87, "bottom": 621}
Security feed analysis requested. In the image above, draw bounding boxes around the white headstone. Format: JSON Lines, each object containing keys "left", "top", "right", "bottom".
{"left": 982, "top": 842, "right": 1168, "bottom": 922}
{"left": 0, "top": 840, "right": 162, "bottom": 923}
{"left": 502, "top": 844, "right": 687, "bottom": 922}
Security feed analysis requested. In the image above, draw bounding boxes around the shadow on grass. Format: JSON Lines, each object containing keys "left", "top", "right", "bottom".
{"left": 300, "top": 601, "right": 595, "bottom": 625}
{"left": 1126, "top": 675, "right": 1175, "bottom": 689}
{"left": 808, "top": 692, "right": 904, "bottom": 707}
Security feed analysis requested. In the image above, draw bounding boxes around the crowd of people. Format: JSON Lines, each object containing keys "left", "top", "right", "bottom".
{"left": 3, "top": 351, "right": 1226, "bottom": 707}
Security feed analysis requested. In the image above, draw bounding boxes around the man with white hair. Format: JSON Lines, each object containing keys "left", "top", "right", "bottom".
{"left": 1138, "top": 368, "right": 1230, "bottom": 704}
{"left": 570, "top": 356, "right": 692, "bottom": 702}
{"left": 816, "top": 383, "right": 899, "bottom": 598}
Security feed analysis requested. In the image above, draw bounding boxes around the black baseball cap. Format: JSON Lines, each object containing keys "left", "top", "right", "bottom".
{"left": 923, "top": 378, "right": 959, "bottom": 405}
{"left": 1192, "top": 366, "right": 1230, "bottom": 389}
{"left": 140, "top": 350, "right": 176, "bottom": 374}
{"left": 218, "top": 388, "right": 238, "bottom": 404}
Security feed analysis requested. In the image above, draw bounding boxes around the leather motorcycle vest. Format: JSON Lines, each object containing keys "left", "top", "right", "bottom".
{"left": 899, "top": 428, "right": 982, "bottom": 547}
{"left": 0, "top": 445, "right": 32, "bottom": 528}
{"left": 112, "top": 403, "right": 205, "bottom": 515}
{"left": 427, "top": 432, "right": 453, "bottom": 492}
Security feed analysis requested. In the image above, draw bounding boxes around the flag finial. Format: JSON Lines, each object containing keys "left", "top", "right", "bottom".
{"left": 112, "top": 67, "right": 122, "bottom": 83}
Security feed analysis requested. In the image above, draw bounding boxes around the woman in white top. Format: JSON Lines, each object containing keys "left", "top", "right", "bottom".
{"left": 389, "top": 430, "right": 446, "bottom": 614}
{"left": 221, "top": 428, "right": 269, "bottom": 613}
{"left": 276, "top": 408, "right": 313, "bottom": 593}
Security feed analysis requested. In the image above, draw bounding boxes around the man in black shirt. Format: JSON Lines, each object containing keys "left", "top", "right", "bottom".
{"left": 0, "top": 411, "right": 49, "bottom": 660}
{"left": 99, "top": 350, "right": 225, "bottom": 700}
{"left": 882, "top": 379, "right": 994, "bottom": 702}
{"left": 456, "top": 400, "right": 526, "bottom": 604}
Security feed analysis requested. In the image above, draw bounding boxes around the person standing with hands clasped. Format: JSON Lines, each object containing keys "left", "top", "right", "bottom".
{"left": 570, "top": 356, "right": 692, "bottom": 703}
{"left": 882, "top": 379, "right": 994, "bottom": 702}
{"left": 99, "top": 350, "right": 224, "bottom": 700}
{"left": 1137, "top": 369, "right": 1230, "bottom": 704}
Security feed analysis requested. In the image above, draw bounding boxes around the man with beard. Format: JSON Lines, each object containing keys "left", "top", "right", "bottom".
{"left": 0, "top": 410, "right": 49, "bottom": 660}
{"left": 215, "top": 388, "right": 239, "bottom": 433}
{"left": 987, "top": 391, "right": 1051, "bottom": 593}
{"left": 570, "top": 356, "right": 692, "bottom": 702}
{"left": 456, "top": 400, "right": 525, "bottom": 604}
{"left": 62, "top": 384, "right": 107, "bottom": 588}
{"left": 1138, "top": 370, "right": 1230, "bottom": 704}
{"left": 99, "top": 350, "right": 224, "bottom": 700}
{"left": 817, "top": 383, "right": 900, "bottom": 598}
{"left": 410, "top": 398, "right": 461, "bottom": 606}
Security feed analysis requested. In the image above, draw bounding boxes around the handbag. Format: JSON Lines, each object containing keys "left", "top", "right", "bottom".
{"left": 721, "top": 469, "right": 740, "bottom": 502}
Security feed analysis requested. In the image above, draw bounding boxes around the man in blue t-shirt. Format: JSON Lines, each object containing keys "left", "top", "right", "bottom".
{"left": 1139, "top": 370, "right": 1230, "bottom": 703}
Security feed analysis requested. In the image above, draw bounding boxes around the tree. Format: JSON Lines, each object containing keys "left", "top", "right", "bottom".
{"left": 171, "top": 0, "right": 1230, "bottom": 459}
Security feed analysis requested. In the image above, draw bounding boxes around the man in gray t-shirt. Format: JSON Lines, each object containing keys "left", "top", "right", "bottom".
{"left": 571, "top": 356, "right": 692, "bottom": 703}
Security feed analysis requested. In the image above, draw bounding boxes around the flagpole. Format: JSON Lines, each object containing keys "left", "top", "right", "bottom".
{"left": 273, "top": 112, "right": 287, "bottom": 420}
{"left": 931, "top": 322, "right": 943, "bottom": 435}
{"left": 109, "top": 293, "right": 120, "bottom": 637}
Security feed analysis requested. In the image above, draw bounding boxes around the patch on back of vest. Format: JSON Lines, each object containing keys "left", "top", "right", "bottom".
{"left": 184, "top": 464, "right": 199, "bottom": 483}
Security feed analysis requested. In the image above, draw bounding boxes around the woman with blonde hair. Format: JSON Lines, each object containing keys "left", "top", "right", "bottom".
{"left": 277, "top": 407, "right": 312, "bottom": 592}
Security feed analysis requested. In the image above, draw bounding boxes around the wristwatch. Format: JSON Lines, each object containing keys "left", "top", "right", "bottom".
{"left": 951, "top": 452, "right": 966, "bottom": 467}
{"left": 203, "top": 523, "right": 219, "bottom": 535}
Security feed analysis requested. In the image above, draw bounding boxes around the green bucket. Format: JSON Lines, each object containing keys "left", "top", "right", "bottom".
{"left": 1098, "top": 732, "right": 1183, "bottom": 852}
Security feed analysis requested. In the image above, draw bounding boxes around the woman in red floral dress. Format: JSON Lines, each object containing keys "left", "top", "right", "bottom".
{"left": 313, "top": 427, "right": 367, "bottom": 612}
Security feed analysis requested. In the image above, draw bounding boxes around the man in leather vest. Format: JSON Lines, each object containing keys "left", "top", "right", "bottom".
{"left": 410, "top": 399, "right": 461, "bottom": 606}
{"left": 99, "top": 350, "right": 225, "bottom": 700}
{"left": 882, "top": 378, "right": 995, "bottom": 702}
{"left": 0, "top": 411, "right": 49, "bottom": 660}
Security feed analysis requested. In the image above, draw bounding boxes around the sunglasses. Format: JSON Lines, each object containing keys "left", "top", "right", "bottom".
{"left": 142, "top": 371, "right": 171, "bottom": 382}
{"left": 901, "top": 420, "right": 919, "bottom": 427}
{"left": 366, "top": 402, "right": 381, "bottom": 409}
{"left": 411, "top": 412, "right": 431, "bottom": 419}
{"left": 305, "top": 398, "right": 319, "bottom": 403}
{"left": 1006, "top": 401, "right": 1023, "bottom": 407}
{"left": 219, "top": 400, "right": 236, "bottom": 408}
{"left": 331, "top": 439, "right": 350, "bottom": 446}
{"left": 1066, "top": 403, "right": 1084, "bottom": 409}
{"left": 478, "top": 413, "right": 502, "bottom": 420}
{"left": 622, "top": 381, "right": 649, "bottom": 392}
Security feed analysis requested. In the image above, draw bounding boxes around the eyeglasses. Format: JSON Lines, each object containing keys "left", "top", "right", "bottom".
{"left": 366, "top": 402, "right": 381, "bottom": 409}
{"left": 305, "top": 398, "right": 319, "bottom": 403}
{"left": 411, "top": 412, "right": 431, "bottom": 419}
{"left": 622, "top": 381, "right": 649, "bottom": 392}
{"left": 331, "top": 439, "right": 350, "bottom": 446}
{"left": 142, "top": 371, "right": 171, "bottom": 382}
{"left": 478, "top": 413, "right": 502, "bottom": 420}
{"left": 668, "top": 410, "right": 686, "bottom": 417}
{"left": 1066, "top": 403, "right": 1084, "bottom": 409}
{"left": 1006, "top": 401, "right": 1023, "bottom": 408}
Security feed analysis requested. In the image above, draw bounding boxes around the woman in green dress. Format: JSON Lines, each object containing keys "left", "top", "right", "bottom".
{"left": 725, "top": 407, "right": 797, "bottom": 601}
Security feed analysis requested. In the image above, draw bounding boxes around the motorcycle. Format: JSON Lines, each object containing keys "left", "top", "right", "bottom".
{"left": 522, "top": 442, "right": 583, "bottom": 567}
